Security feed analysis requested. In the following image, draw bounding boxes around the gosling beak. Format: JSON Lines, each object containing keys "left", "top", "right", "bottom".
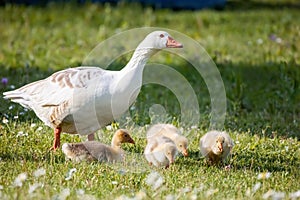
{"left": 182, "top": 150, "right": 188, "bottom": 157}
{"left": 217, "top": 142, "right": 223, "bottom": 152}
{"left": 166, "top": 36, "right": 183, "bottom": 48}
{"left": 128, "top": 137, "right": 135, "bottom": 144}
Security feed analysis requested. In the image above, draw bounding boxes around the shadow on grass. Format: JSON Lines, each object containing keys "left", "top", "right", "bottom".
{"left": 0, "top": 60, "right": 299, "bottom": 138}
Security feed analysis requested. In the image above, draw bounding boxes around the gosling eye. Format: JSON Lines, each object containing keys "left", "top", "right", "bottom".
{"left": 159, "top": 33, "right": 165, "bottom": 38}
{"left": 179, "top": 144, "right": 182, "bottom": 147}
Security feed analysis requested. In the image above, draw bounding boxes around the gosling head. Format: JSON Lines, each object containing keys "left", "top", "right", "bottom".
{"left": 212, "top": 135, "right": 225, "bottom": 155}
{"left": 176, "top": 136, "right": 189, "bottom": 157}
{"left": 114, "top": 129, "right": 135, "bottom": 145}
{"left": 164, "top": 144, "right": 178, "bottom": 164}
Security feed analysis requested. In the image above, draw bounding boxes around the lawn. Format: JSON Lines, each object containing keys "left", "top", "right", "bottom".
{"left": 0, "top": 0, "right": 299, "bottom": 199}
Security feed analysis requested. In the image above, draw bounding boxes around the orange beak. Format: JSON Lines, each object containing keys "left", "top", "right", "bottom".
{"left": 217, "top": 142, "right": 223, "bottom": 152}
{"left": 166, "top": 36, "right": 183, "bottom": 48}
{"left": 129, "top": 138, "right": 135, "bottom": 145}
{"left": 182, "top": 150, "right": 188, "bottom": 157}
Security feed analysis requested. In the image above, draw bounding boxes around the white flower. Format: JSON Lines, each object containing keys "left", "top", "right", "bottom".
{"left": 13, "top": 172, "right": 27, "bottom": 187}
{"left": 181, "top": 187, "right": 191, "bottom": 193}
{"left": 290, "top": 190, "right": 300, "bottom": 199}
{"left": 206, "top": 188, "right": 218, "bottom": 197}
{"left": 37, "top": 126, "right": 43, "bottom": 131}
{"left": 252, "top": 182, "right": 261, "bottom": 193}
{"left": 257, "top": 172, "right": 271, "bottom": 180}
{"left": 166, "top": 194, "right": 176, "bottom": 200}
{"left": 257, "top": 38, "right": 263, "bottom": 45}
{"left": 135, "top": 190, "right": 147, "bottom": 200}
{"left": 10, "top": 85, "right": 15, "bottom": 89}
{"left": 30, "top": 123, "right": 37, "bottom": 128}
{"left": 145, "top": 171, "right": 164, "bottom": 190}
{"left": 190, "top": 125, "right": 198, "bottom": 129}
{"left": 57, "top": 188, "right": 70, "bottom": 200}
{"left": 76, "top": 189, "right": 85, "bottom": 195}
{"left": 8, "top": 105, "right": 14, "bottom": 110}
{"left": 13, "top": 115, "right": 19, "bottom": 119}
{"left": 106, "top": 125, "right": 112, "bottom": 131}
{"left": 111, "top": 181, "right": 118, "bottom": 185}
{"left": 17, "top": 131, "right": 28, "bottom": 137}
{"left": 262, "top": 190, "right": 285, "bottom": 200}
{"left": 275, "top": 37, "right": 282, "bottom": 44}
{"left": 65, "top": 168, "right": 77, "bottom": 180}
{"left": 0, "top": 185, "right": 3, "bottom": 190}
{"left": 2, "top": 118, "right": 8, "bottom": 124}
{"left": 28, "top": 182, "right": 42, "bottom": 194}
{"left": 33, "top": 168, "right": 46, "bottom": 178}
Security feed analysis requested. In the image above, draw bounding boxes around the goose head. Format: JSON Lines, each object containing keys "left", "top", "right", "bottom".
{"left": 212, "top": 135, "right": 225, "bottom": 155}
{"left": 164, "top": 143, "right": 178, "bottom": 164}
{"left": 112, "top": 129, "right": 135, "bottom": 147}
{"left": 137, "top": 31, "right": 183, "bottom": 50}
{"left": 176, "top": 137, "right": 189, "bottom": 157}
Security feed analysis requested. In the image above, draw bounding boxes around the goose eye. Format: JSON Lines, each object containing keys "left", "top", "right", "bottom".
{"left": 159, "top": 34, "right": 165, "bottom": 38}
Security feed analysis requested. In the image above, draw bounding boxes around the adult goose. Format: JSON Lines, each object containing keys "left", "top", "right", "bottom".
{"left": 3, "top": 31, "right": 183, "bottom": 150}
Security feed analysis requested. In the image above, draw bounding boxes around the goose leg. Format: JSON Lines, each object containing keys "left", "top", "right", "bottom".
{"left": 87, "top": 133, "right": 95, "bottom": 141}
{"left": 50, "top": 127, "right": 62, "bottom": 151}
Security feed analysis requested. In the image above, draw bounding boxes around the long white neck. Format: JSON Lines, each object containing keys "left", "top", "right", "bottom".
{"left": 121, "top": 48, "right": 159, "bottom": 73}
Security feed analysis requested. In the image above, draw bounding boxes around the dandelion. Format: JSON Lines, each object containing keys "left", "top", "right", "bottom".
{"left": 145, "top": 171, "right": 164, "bottom": 190}
{"left": 65, "top": 168, "right": 77, "bottom": 180}
{"left": 28, "top": 182, "right": 42, "bottom": 194}
{"left": 257, "top": 172, "right": 271, "bottom": 180}
{"left": 1, "top": 77, "right": 8, "bottom": 86}
{"left": 33, "top": 168, "right": 46, "bottom": 178}
{"left": 290, "top": 190, "right": 300, "bottom": 199}
{"left": 2, "top": 118, "right": 8, "bottom": 124}
{"left": 13, "top": 172, "right": 27, "bottom": 187}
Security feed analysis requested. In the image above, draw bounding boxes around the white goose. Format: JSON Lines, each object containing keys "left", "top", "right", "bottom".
{"left": 3, "top": 31, "right": 183, "bottom": 150}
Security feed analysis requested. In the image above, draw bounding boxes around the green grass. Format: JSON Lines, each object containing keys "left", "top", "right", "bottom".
{"left": 0, "top": 1, "right": 300, "bottom": 199}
